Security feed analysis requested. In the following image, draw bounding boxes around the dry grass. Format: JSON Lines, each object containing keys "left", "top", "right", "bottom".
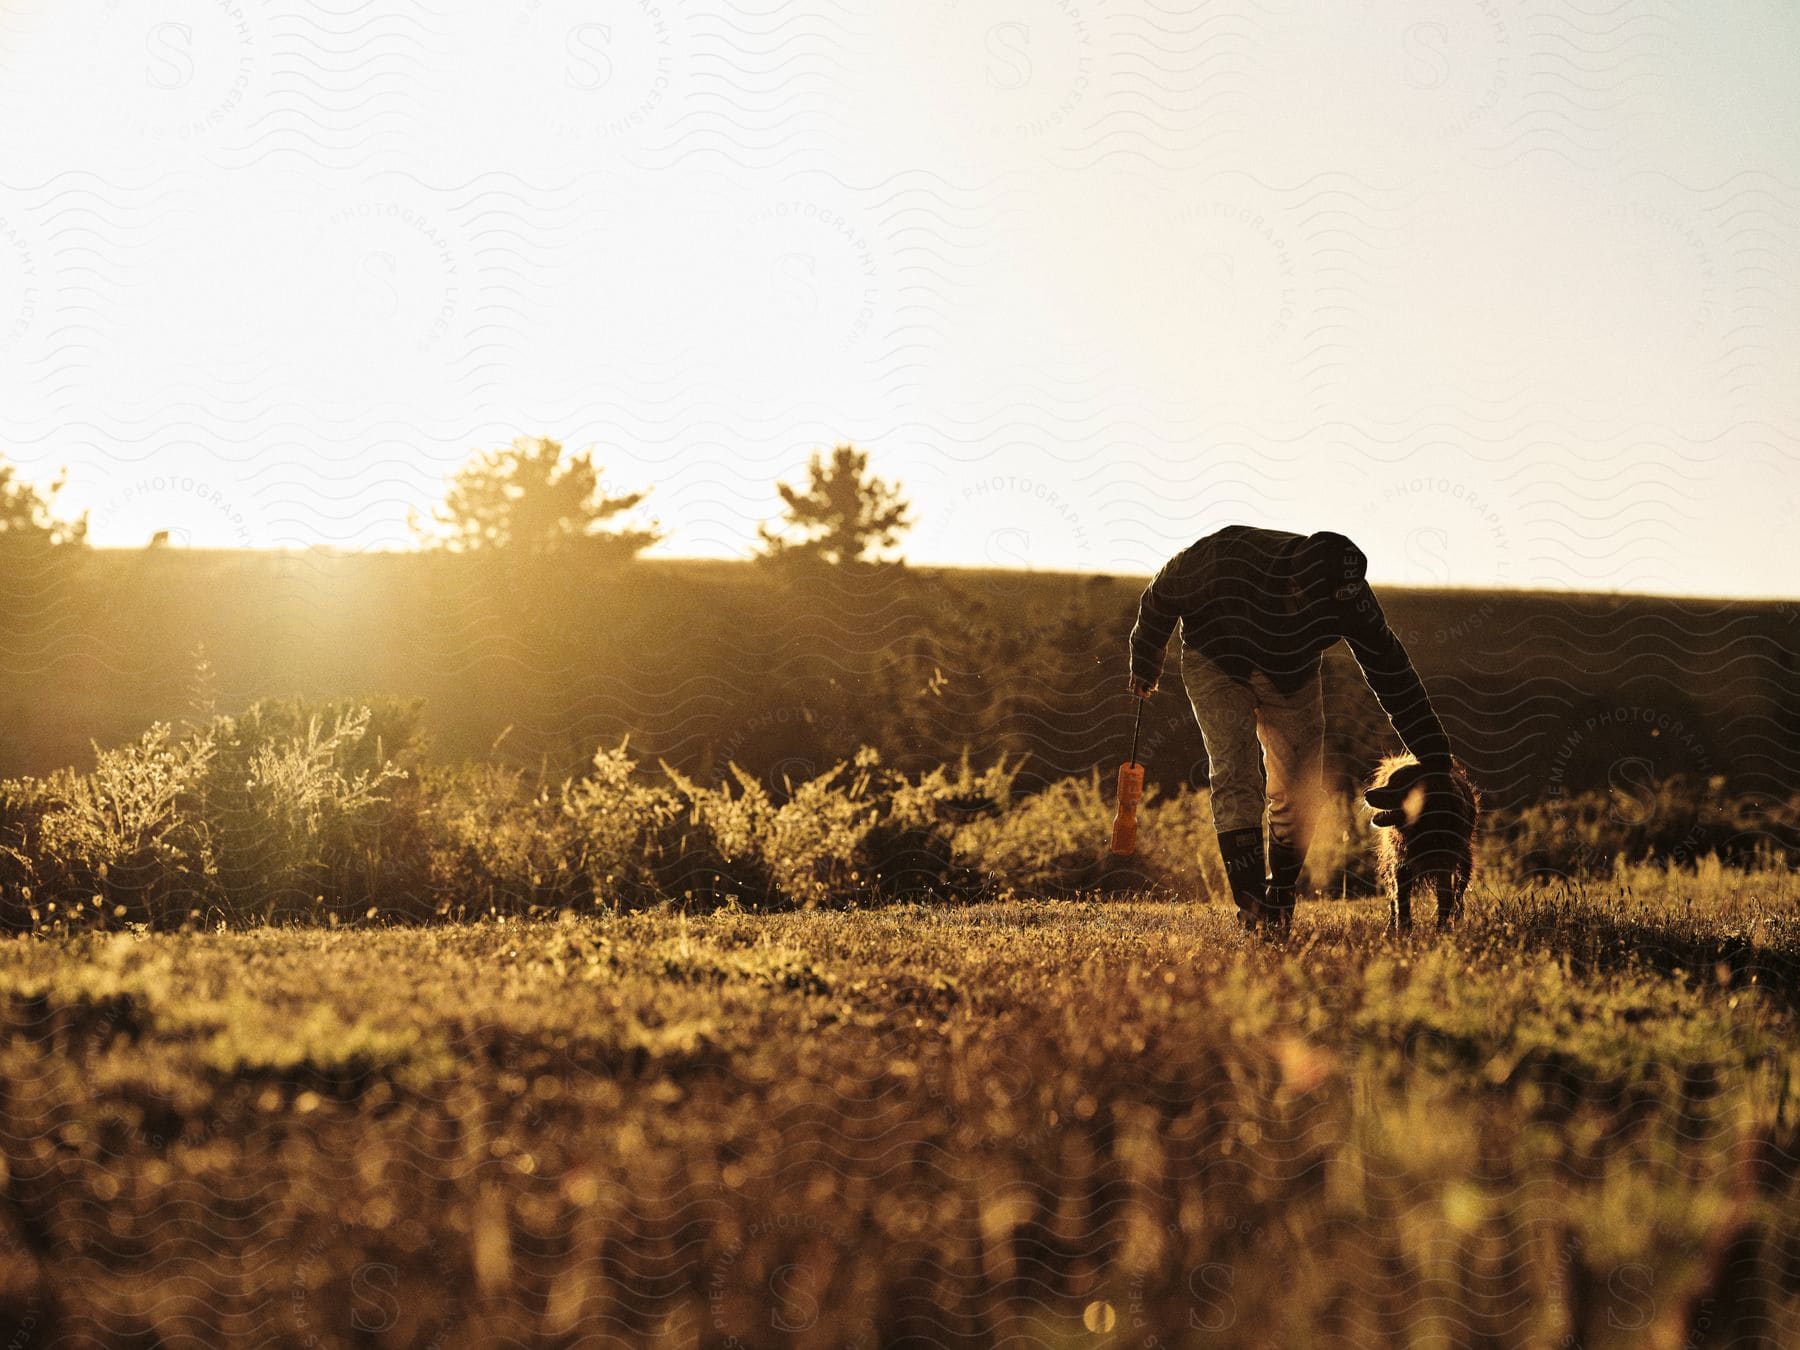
{"left": 2, "top": 864, "right": 1795, "bottom": 1347}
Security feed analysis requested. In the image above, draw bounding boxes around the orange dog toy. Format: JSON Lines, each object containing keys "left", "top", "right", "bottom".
{"left": 1110, "top": 699, "right": 1146, "bottom": 856}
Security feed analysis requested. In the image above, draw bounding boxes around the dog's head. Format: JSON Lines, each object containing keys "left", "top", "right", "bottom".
{"left": 1364, "top": 755, "right": 1476, "bottom": 833}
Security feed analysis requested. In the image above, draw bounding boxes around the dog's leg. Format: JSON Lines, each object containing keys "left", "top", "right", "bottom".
{"left": 1425, "top": 878, "right": 1454, "bottom": 928}
{"left": 1438, "top": 869, "right": 1468, "bottom": 927}
{"left": 1390, "top": 864, "right": 1414, "bottom": 933}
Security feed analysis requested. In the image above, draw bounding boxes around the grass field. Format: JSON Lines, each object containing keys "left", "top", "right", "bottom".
{"left": 3, "top": 865, "right": 1796, "bottom": 1347}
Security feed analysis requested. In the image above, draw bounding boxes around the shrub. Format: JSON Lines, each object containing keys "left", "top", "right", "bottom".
{"left": 952, "top": 771, "right": 1118, "bottom": 895}
{"left": 564, "top": 742, "right": 680, "bottom": 906}
{"left": 0, "top": 700, "right": 416, "bottom": 930}
{"left": 1481, "top": 775, "right": 1800, "bottom": 881}
{"left": 3, "top": 701, "right": 1789, "bottom": 933}
{"left": 649, "top": 748, "right": 1016, "bottom": 909}
{"left": 0, "top": 722, "right": 217, "bottom": 926}
{"left": 1136, "top": 785, "right": 1229, "bottom": 898}
{"left": 648, "top": 762, "right": 777, "bottom": 907}
{"left": 417, "top": 763, "right": 580, "bottom": 916}
{"left": 212, "top": 707, "right": 408, "bottom": 916}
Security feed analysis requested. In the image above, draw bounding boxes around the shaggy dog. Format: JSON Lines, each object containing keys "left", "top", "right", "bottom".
{"left": 1364, "top": 755, "right": 1480, "bottom": 931}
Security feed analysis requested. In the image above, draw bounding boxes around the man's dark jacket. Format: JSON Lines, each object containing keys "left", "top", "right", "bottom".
{"left": 1129, "top": 525, "right": 1452, "bottom": 765}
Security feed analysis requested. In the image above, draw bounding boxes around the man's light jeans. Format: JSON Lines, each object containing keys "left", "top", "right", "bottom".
{"left": 1179, "top": 645, "right": 1325, "bottom": 848}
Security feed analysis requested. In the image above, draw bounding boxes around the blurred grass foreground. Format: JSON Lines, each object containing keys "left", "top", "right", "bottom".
{"left": 0, "top": 880, "right": 1796, "bottom": 1345}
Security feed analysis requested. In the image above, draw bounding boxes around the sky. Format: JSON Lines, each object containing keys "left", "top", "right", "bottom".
{"left": 0, "top": 0, "right": 1796, "bottom": 596}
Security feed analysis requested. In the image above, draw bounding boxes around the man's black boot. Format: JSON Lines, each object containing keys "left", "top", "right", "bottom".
{"left": 1266, "top": 836, "right": 1305, "bottom": 935}
{"left": 1217, "top": 827, "right": 1267, "bottom": 931}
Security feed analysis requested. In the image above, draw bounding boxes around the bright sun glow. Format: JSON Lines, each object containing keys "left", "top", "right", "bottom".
{"left": 0, "top": 1, "right": 1796, "bottom": 595}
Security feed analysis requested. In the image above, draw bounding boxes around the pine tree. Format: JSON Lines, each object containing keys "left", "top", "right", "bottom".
{"left": 415, "top": 436, "right": 658, "bottom": 558}
{"left": 0, "top": 458, "right": 87, "bottom": 549}
{"left": 757, "top": 445, "right": 911, "bottom": 566}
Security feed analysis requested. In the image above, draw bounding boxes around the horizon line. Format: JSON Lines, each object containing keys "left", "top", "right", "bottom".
{"left": 74, "top": 544, "right": 1800, "bottom": 607}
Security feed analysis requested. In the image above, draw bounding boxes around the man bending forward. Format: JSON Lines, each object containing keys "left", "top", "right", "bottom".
{"left": 1128, "top": 526, "right": 1456, "bottom": 931}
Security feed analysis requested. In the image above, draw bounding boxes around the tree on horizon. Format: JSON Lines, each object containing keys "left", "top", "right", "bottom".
{"left": 0, "top": 457, "right": 88, "bottom": 550}
{"left": 415, "top": 436, "right": 659, "bottom": 558}
{"left": 757, "top": 444, "right": 912, "bottom": 566}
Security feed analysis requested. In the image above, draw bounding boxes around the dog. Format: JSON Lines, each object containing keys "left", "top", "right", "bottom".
{"left": 1363, "top": 754, "right": 1479, "bottom": 931}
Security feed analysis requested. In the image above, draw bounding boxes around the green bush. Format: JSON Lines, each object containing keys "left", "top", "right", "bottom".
{"left": 3, "top": 700, "right": 1790, "bottom": 932}
{"left": 639, "top": 761, "right": 767, "bottom": 906}
{"left": 649, "top": 747, "right": 1019, "bottom": 909}
{"left": 210, "top": 705, "right": 410, "bottom": 916}
{"left": 0, "top": 699, "right": 420, "bottom": 929}
{"left": 952, "top": 771, "right": 1121, "bottom": 895}
{"left": 0, "top": 722, "right": 217, "bottom": 926}
{"left": 1481, "top": 775, "right": 1799, "bottom": 881}
{"left": 418, "top": 762, "right": 582, "bottom": 916}
{"left": 422, "top": 741, "right": 1016, "bottom": 916}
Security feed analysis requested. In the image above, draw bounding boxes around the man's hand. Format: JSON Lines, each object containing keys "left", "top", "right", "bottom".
{"left": 1126, "top": 674, "right": 1156, "bottom": 700}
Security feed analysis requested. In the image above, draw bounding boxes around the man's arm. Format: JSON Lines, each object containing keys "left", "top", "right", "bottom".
{"left": 1341, "top": 590, "right": 1453, "bottom": 766}
{"left": 1127, "top": 544, "right": 1210, "bottom": 696}
{"left": 1127, "top": 575, "right": 1178, "bottom": 696}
